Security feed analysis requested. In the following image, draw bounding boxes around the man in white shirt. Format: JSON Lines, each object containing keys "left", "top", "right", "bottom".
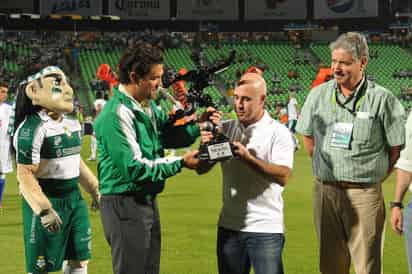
{"left": 287, "top": 92, "right": 298, "bottom": 130}
{"left": 0, "top": 82, "right": 13, "bottom": 209}
{"left": 287, "top": 92, "right": 299, "bottom": 150}
{"left": 198, "top": 73, "right": 294, "bottom": 274}
{"left": 88, "top": 91, "right": 106, "bottom": 161}
{"left": 390, "top": 110, "right": 412, "bottom": 274}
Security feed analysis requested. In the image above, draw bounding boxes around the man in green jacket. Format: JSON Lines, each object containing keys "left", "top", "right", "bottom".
{"left": 95, "top": 43, "right": 214, "bottom": 274}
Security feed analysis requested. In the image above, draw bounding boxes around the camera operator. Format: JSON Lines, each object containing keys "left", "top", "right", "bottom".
{"left": 197, "top": 72, "right": 295, "bottom": 274}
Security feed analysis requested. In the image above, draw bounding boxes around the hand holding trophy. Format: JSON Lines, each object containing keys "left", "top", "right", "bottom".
{"left": 198, "top": 109, "right": 235, "bottom": 163}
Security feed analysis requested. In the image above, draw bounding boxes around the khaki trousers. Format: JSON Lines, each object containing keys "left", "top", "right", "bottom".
{"left": 313, "top": 178, "right": 385, "bottom": 274}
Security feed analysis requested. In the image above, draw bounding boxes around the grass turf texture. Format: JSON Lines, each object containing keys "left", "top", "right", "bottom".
{"left": 0, "top": 135, "right": 409, "bottom": 273}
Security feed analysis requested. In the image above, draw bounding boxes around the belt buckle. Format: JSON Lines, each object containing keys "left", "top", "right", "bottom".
{"left": 339, "top": 181, "right": 364, "bottom": 189}
{"left": 340, "top": 181, "right": 352, "bottom": 188}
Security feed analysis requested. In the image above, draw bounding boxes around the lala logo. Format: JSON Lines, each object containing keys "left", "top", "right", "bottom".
{"left": 327, "top": 0, "right": 354, "bottom": 13}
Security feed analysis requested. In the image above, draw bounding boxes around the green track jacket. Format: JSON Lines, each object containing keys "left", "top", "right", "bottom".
{"left": 94, "top": 87, "right": 200, "bottom": 195}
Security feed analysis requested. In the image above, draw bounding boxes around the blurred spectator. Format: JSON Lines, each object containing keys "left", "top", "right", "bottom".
{"left": 88, "top": 91, "right": 107, "bottom": 161}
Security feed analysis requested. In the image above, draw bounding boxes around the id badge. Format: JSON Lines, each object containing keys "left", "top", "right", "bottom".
{"left": 330, "top": 122, "right": 354, "bottom": 149}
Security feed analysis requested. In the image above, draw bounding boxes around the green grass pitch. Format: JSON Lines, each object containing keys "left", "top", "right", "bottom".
{"left": 0, "top": 135, "right": 409, "bottom": 273}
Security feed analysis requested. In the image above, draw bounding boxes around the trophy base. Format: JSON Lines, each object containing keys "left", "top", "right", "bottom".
{"left": 199, "top": 141, "right": 234, "bottom": 162}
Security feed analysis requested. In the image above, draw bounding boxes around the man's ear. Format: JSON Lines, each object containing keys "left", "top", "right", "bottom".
{"left": 129, "top": 72, "right": 140, "bottom": 85}
{"left": 25, "top": 82, "right": 36, "bottom": 100}
{"left": 360, "top": 56, "right": 368, "bottom": 70}
{"left": 261, "top": 94, "right": 266, "bottom": 105}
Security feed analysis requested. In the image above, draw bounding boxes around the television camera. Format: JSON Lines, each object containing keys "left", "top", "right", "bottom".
{"left": 162, "top": 49, "right": 237, "bottom": 162}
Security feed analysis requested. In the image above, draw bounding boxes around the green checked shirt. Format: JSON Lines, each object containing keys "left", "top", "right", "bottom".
{"left": 296, "top": 79, "right": 405, "bottom": 184}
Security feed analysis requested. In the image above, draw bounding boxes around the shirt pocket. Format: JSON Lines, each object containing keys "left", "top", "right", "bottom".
{"left": 352, "top": 117, "right": 374, "bottom": 143}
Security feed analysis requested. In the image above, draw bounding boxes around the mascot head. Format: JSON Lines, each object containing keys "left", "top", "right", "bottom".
{"left": 24, "top": 66, "right": 74, "bottom": 113}
{"left": 14, "top": 66, "right": 74, "bottom": 132}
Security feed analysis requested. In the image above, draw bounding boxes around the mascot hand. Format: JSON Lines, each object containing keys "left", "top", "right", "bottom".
{"left": 40, "top": 208, "right": 63, "bottom": 233}
{"left": 90, "top": 192, "right": 101, "bottom": 211}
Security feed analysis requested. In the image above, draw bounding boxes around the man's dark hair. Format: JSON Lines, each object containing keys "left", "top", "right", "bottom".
{"left": 117, "top": 43, "right": 164, "bottom": 85}
{"left": 95, "top": 90, "right": 103, "bottom": 99}
{"left": 0, "top": 81, "right": 8, "bottom": 88}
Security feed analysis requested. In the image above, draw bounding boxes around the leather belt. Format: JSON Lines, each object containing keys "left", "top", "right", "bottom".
{"left": 103, "top": 192, "right": 156, "bottom": 204}
{"left": 321, "top": 180, "right": 374, "bottom": 189}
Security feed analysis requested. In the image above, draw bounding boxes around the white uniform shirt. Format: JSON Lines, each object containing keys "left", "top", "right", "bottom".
{"left": 395, "top": 111, "right": 412, "bottom": 192}
{"left": 287, "top": 97, "right": 298, "bottom": 120}
{"left": 13, "top": 111, "right": 82, "bottom": 180}
{"left": 94, "top": 98, "right": 107, "bottom": 113}
{"left": 218, "top": 111, "right": 294, "bottom": 233}
{"left": 0, "top": 102, "right": 13, "bottom": 173}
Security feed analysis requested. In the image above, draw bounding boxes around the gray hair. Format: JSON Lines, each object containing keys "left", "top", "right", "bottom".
{"left": 329, "top": 32, "right": 369, "bottom": 61}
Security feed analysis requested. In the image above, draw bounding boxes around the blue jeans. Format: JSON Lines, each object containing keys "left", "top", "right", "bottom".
{"left": 404, "top": 199, "right": 412, "bottom": 274}
{"left": 217, "top": 227, "right": 285, "bottom": 274}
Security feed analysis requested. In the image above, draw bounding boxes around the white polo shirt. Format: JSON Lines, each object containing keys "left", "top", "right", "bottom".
{"left": 94, "top": 98, "right": 107, "bottom": 113}
{"left": 219, "top": 111, "right": 294, "bottom": 233}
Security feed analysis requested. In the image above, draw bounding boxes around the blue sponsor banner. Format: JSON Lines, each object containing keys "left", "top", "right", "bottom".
{"left": 314, "top": 0, "right": 378, "bottom": 19}
{"left": 40, "top": 0, "right": 102, "bottom": 16}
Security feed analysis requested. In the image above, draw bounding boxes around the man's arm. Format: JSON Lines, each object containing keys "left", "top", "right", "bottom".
{"left": 161, "top": 122, "right": 200, "bottom": 149}
{"left": 79, "top": 159, "right": 100, "bottom": 208}
{"left": 388, "top": 145, "right": 402, "bottom": 176}
{"left": 381, "top": 94, "right": 405, "bottom": 177}
{"left": 302, "top": 135, "right": 315, "bottom": 157}
{"left": 390, "top": 168, "right": 412, "bottom": 234}
{"left": 99, "top": 108, "right": 199, "bottom": 184}
{"left": 156, "top": 102, "right": 200, "bottom": 149}
{"left": 381, "top": 145, "right": 403, "bottom": 183}
{"left": 17, "top": 163, "right": 62, "bottom": 232}
{"left": 161, "top": 107, "right": 221, "bottom": 149}
{"left": 232, "top": 141, "right": 291, "bottom": 186}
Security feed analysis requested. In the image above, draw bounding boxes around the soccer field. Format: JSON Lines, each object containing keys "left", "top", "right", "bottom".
{"left": 1, "top": 135, "right": 409, "bottom": 274}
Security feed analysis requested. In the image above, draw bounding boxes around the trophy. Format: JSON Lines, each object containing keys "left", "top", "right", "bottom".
{"left": 198, "top": 120, "right": 235, "bottom": 163}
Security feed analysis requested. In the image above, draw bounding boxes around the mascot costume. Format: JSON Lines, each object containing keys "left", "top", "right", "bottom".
{"left": 13, "top": 66, "right": 100, "bottom": 274}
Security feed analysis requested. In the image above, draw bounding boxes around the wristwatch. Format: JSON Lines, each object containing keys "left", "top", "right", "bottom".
{"left": 390, "top": 201, "right": 404, "bottom": 209}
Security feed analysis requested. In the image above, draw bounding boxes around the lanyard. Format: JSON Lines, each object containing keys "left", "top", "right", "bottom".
{"left": 332, "top": 80, "right": 368, "bottom": 116}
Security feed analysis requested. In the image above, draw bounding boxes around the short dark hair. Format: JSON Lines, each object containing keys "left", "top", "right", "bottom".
{"left": 95, "top": 90, "right": 103, "bottom": 99}
{"left": 0, "top": 81, "right": 8, "bottom": 88}
{"left": 117, "top": 43, "right": 164, "bottom": 84}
